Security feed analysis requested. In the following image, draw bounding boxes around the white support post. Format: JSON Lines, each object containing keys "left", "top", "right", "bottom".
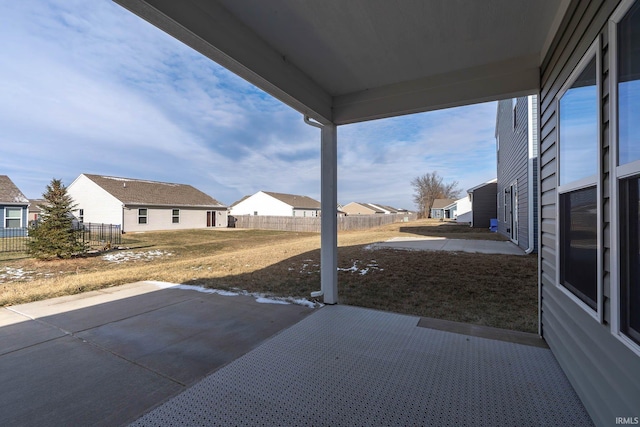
{"left": 321, "top": 123, "right": 338, "bottom": 304}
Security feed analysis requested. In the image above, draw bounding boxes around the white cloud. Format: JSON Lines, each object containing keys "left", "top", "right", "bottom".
{"left": 0, "top": 0, "right": 498, "bottom": 210}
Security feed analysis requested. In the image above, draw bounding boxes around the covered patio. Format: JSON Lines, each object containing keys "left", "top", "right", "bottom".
{"left": 107, "top": 0, "right": 629, "bottom": 424}
{"left": 132, "top": 304, "right": 590, "bottom": 426}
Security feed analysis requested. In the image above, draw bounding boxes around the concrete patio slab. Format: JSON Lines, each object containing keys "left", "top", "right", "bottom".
{"left": 77, "top": 290, "right": 315, "bottom": 385}
{"left": 0, "top": 281, "right": 315, "bottom": 426}
{"left": 0, "top": 308, "right": 65, "bottom": 355}
{"left": 370, "top": 236, "right": 526, "bottom": 255}
{"left": 0, "top": 335, "right": 181, "bottom": 427}
{"left": 132, "top": 305, "right": 593, "bottom": 426}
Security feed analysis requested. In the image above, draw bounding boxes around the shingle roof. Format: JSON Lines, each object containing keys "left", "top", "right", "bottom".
{"left": 264, "top": 191, "right": 321, "bottom": 209}
{"left": 431, "top": 199, "right": 456, "bottom": 209}
{"left": 29, "top": 199, "right": 45, "bottom": 213}
{"left": 0, "top": 175, "right": 29, "bottom": 205}
{"left": 83, "top": 174, "right": 225, "bottom": 208}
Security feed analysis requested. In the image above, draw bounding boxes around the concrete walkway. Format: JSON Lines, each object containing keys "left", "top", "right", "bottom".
{"left": 369, "top": 236, "right": 527, "bottom": 255}
{"left": 0, "top": 282, "right": 314, "bottom": 426}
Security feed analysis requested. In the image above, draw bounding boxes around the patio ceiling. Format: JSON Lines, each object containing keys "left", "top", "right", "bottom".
{"left": 114, "top": 0, "right": 570, "bottom": 125}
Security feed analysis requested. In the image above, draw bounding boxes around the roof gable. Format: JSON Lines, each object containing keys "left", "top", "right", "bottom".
{"left": 431, "top": 199, "right": 456, "bottom": 209}
{"left": 82, "top": 174, "right": 225, "bottom": 208}
{"left": 0, "top": 175, "right": 29, "bottom": 205}
{"left": 263, "top": 191, "right": 320, "bottom": 209}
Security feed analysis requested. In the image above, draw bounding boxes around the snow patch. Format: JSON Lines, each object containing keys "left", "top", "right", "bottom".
{"left": 0, "top": 267, "right": 36, "bottom": 283}
{"left": 147, "top": 281, "right": 322, "bottom": 308}
{"left": 102, "top": 250, "right": 173, "bottom": 263}
{"left": 337, "top": 260, "right": 382, "bottom": 276}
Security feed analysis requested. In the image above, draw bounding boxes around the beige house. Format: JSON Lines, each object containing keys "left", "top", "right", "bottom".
{"left": 341, "top": 202, "right": 385, "bottom": 215}
{"left": 67, "top": 174, "right": 227, "bottom": 232}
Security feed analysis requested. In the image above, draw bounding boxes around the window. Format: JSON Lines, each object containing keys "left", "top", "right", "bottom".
{"left": 613, "top": 0, "right": 640, "bottom": 350}
{"left": 620, "top": 177, "right": 640, "bottom": 344}
{"left": 78, "top": 209, "right": 84, "bottom": 223}
{"left": 556, "top": 37, "right": 600, "bottom": 316}
{"left": 512, "top": 98, "right": 517, "bottom": 129}
{"left": 559, "top": 187, "right": 598, "bottom": 309}
{"left": 618, "top": 1, "right": 640, "bottom": 166}
{"left": 5, "top": 207, "right": 22, "bottom": 228}
{"left": 138, "top": 208, "right": 147, "bottom": 224}
{"left": 172, "top": 209, "right": 179, "bottom": 224}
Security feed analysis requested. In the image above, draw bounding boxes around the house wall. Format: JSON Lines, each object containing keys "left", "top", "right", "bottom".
{"left": 292, "top": 208, "right": 319, "bottom": 217}
{"left": 67, "top": 175, "right": 123, "bottom": 226}
{"left": 0, "top": 204, "right": 28, "bottom": 237}
{"left": 496, "top": 96, "right": 539, "bottom": 251}
{"left": 539, "top": 0, "right": 640, "bottom": 424}
{"left": 230, "top": 192, "right": 298, "bottom": 216}
{"left": 470, "top": 183, "right": 497, "bottom": 228}
{"left": 455, "top": 196, "right": 472, "bottom": 223}
{"left": 123, "top": 206, "right": 228, "bottom": 232}
{"left": 341, "top": 203, "right": 376, "bottom": 215}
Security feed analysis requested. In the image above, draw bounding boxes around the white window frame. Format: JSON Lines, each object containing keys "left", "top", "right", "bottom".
{"left": 172, "top": 209, "right": 180, "bottom": 224}
{"left": 512, "top": 98, "right": 517, "bottom": 129}
{"left": 4, "top": 207, "right": 22, "bottom": 228}
{"left": 554, "top": 36, "right": 603, "bottom": 322}
{"left": 78, "top": 209, "right": 84, "bottom": 223}
{"left": 610, "top": 0, "right": 640, "bottom": 356}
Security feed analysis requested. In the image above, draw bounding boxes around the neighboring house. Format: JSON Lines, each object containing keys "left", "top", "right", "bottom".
{"left": 467, "top": 179, "right": 497, "bottom": 228}
{"left": 230, "top": 191, "right": 320, "bottom": 217}
{"left": 67, "top": 174, "right": 228, "bottom": 232}
{"left": 0, "top": 175, "right": 29, "bottom": 237}
{"left": 28, "top": 199, "right": 44, "bottom": 224}
{"left": 453, "top": 196, "right": 472, "bottom": 223}
{"left": 495, "top": 95, "right": 538, "bottom": 253}
{"left": 430, "top": 198, "right": 456, "bottom": 219}
{"left": 342, "top": 202, "right": 398, "bottom": 215}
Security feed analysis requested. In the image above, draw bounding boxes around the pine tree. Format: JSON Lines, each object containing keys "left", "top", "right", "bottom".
{"left": 27, "top": 179, "right": 86, "bottom": 259}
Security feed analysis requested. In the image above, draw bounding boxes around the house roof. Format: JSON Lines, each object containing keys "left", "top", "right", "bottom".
{"left": 467, "top": 178, "right": 498, "bottom": 193}
{"left": 29, "top": 199, "right": 45, "bottom": 213}
{"left": 82, "top": 174, "right": 226, "bottom": 208}
{"left": 0, "top": 175, "right": 29, "bottom": 205}
{"left": 263, "top": 191, "right": 321, "bottom": 209}
{"left": 431, "top": 199, "right": 456, "bottom": 210}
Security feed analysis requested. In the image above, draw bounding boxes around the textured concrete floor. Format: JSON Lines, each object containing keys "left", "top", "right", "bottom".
{"left": 132, "top": 305, "right": 593, "bottom": 426}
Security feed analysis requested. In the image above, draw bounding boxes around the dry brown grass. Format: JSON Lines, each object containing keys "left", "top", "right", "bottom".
{"left": 0, "top": 219, "right": 537, "bottom": 332}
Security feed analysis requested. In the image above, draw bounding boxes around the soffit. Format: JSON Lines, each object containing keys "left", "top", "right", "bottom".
{"left": 114, "top": 0, "right": 570, "bottom": 124}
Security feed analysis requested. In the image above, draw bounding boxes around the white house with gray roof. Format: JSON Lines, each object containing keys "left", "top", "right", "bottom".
{"left": 0, "top": 175, "right": 29, "bottom": 237}
{"left": 67, "top": 174, "right": 227, "bottom": 232}
{"left": 230, "top": 191, "right": 320, "bottom": 217}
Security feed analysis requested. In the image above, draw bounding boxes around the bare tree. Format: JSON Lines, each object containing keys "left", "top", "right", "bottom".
{"left": 411, "top": 172, "right": 461, "bottom": 218}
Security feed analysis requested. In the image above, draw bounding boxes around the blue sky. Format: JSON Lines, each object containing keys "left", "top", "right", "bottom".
{"left": 0, "top": 0, "right": 497, "bottom": 209}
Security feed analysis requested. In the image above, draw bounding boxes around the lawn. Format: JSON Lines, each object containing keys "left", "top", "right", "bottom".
{"left": 0, "top": 220, "right": 538, "bottom": 332}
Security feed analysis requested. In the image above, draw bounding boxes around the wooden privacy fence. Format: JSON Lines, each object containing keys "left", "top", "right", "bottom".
{"left": 232, "top": 213, "right": 417, "bottom": 232}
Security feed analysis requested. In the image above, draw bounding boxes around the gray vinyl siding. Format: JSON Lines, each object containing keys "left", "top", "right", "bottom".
{"left": 496, "top": 96, "right": 538, "bottom": 252}
{"left": 540, "top": 0, "right": 640, "bottom": 425}
{"left": 470, "top": 183, "right": 497, "bottom": 228}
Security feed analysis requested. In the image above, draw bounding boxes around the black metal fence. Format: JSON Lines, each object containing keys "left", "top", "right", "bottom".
{"left": 0, "top": 228, "right": 29, "bottom": 253}
{"left": 0, "top": 223, "right": 122, "bottom": 254}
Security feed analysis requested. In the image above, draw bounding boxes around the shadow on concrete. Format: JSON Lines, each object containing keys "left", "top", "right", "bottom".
{"left": 0, "top": 283, "right": 313, "bottom": 426}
